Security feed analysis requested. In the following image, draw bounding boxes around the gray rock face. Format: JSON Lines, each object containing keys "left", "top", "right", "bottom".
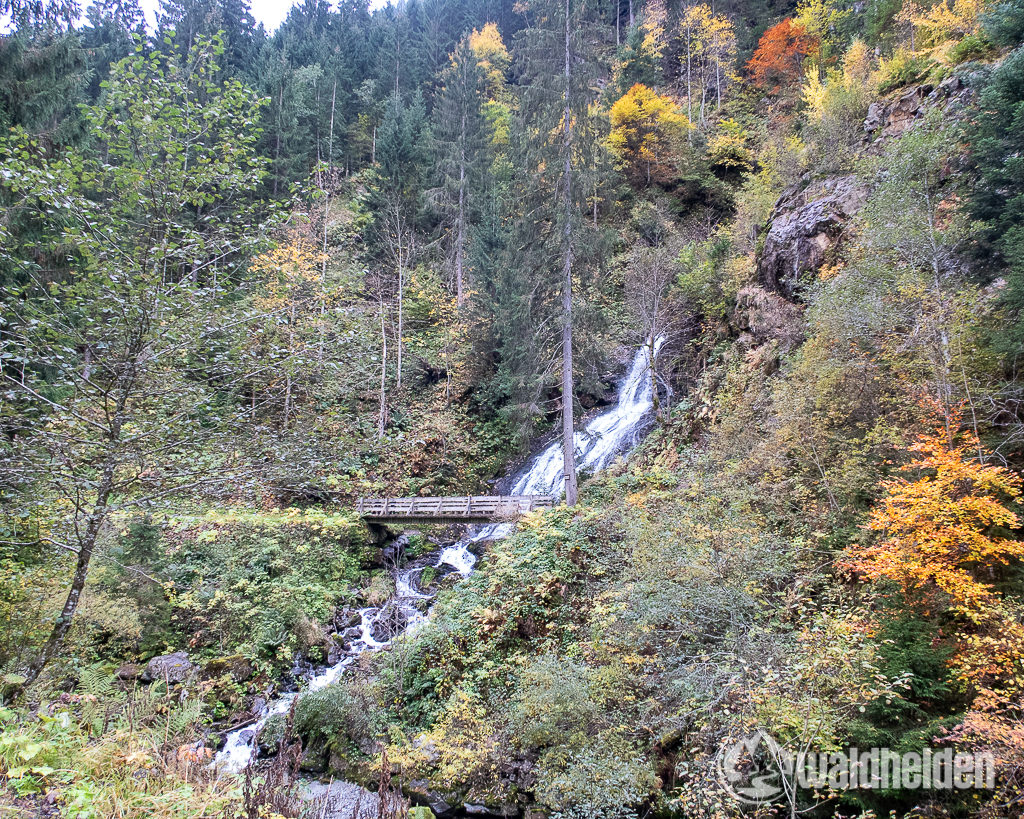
{"left": 300, "top": 780, "right": 380, "bottom": 819}
{"left": 864, "top": 84, "right": 933, "bottom": 139}
{"left": 733, "top": 286, "right": 805, "bottom": 358}
{"left": 140, "top": 651, "right": 193, "bottom": 683}
{"left": 758, "top": 175, "right": 869, "bottom": 300}
{"left": 864, "top": 77, "right": 972, "bottom": 143}
{"left": 411, "top": 734, "right": 441, "bottom": 765}
{"left": 406, "top": 780, "right": 455, "bottom": 817}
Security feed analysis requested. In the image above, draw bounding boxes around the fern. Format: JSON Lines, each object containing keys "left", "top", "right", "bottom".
{"left": 79, "top": 664, "right": 115, "bottom": 699}
{"left": 78, "top": 664, "right": 122, "bottom": 737}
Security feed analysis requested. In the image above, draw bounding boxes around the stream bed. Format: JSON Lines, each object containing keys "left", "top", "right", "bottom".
{"left": 214, "top": 339, "right": 665, "bottom": 800}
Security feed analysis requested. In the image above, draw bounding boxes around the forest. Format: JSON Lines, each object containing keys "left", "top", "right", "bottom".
{"left": 2, "top": 0, "right": 1024, "bottom": 814}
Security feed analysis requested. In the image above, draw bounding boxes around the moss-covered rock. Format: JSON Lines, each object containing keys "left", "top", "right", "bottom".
{"left": 202, "top": 654, "right": 253, "bottom": 683}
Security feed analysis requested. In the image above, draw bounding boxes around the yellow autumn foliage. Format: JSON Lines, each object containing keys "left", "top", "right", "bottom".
{"left": 607, "top": 84, "right": 690, "bottom": 186}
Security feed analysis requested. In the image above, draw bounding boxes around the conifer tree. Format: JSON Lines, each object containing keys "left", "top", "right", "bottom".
{"left": 156, "top": 0, "right": 259, "bottom": 76}
{"left": 432, "top": 37, "right": 488, "bottom": 306}
{"left": 514, "top": 0, "right": 607, "bottom": 505}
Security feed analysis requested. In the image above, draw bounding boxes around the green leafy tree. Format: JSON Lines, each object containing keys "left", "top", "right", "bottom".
{"left": 0, "top": 37, "right": 271, "bottom": 691}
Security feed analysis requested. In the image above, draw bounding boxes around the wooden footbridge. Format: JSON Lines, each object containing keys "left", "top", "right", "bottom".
{"left": 357, "top": 495, "right": 555, "bottom": 526}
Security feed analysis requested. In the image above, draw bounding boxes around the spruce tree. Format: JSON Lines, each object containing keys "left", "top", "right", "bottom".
{"left": 156, "top": 0, "right": 259, "bottom": 76}
{"left": 431, "top": 37, "right": 488, "bottom": 306}
{"left": 514, "top": 0, "right": 607, "bottom": 506}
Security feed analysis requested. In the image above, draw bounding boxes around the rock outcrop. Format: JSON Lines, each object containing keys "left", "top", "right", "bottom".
{"left": 864, "top": 75, "right": 972, "bottom": 143}
{"left": 864, "top": 83, "right": 934, "bottom": 139}
{"left": 757, "top": 175, "right": 870, "bottom": 300}
{"left": 758, "top": 76, "right": 976, "bottom": 303}
{"left": 140, "top": 651, "right": 194, "bottom": 683}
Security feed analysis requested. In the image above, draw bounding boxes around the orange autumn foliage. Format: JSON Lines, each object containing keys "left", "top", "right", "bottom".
{"left": 843, "top": 418, "right": 1024, "bottom": 617}
{"left": 947, "top": 682, "right": 1024, "bottom": 816}
{"left": 846, "top": 412, "right": 1024, "bottom": 803}
{"left": 746, "top": 18, "right": 818, "bottom": 93}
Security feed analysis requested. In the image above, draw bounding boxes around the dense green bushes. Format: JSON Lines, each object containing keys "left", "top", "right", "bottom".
{"left": 40, "top": 511, "right": 375, "bottom": 681}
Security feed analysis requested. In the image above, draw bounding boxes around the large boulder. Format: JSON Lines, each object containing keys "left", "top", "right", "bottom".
{"left": 757, "top": 175, "right": 869, "bottom": 300}
{"left": 202, "top": 654, "right": 252, "bottom": 683}
{"left": 140, "top": 651, "right": 194, "bottom": 684}
{"left": 405, "top": 780, "right": 456, "bottom": 817}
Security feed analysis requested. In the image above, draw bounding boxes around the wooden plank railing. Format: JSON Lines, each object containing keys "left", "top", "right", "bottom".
{"left": 356, "top": 495, "right": 555, "bottom": 523}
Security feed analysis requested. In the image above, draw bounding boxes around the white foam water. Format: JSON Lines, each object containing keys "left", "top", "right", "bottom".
{"left": 437, "top": 338, "right": 664, "bottom": 572}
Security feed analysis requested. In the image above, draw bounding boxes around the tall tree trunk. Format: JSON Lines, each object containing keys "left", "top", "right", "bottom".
{"left": 716, "top": 58, "right": 722, "bottom": 109}
{"left": 396, "top": 228, "right": 405, "bottom": 391}
{"left": 318, "top": 81, "right": 337, "bottom": 377}
{"left": 283, "top": 372, "right": 292, "bottom": 426}
{"left": 284, "top": 304, "right": 295, "bottom": 426}
{"left": 456, "top": 111, "right": 467, "bottom": 306}
{"left": 273, "top": 79, "right": 284, "bottom": 198}
{"left": 18, "top": 452, "right": 117, "bottom": 692}
{"left": 648, "top": 335, "right": 662, "bottom": 422}
{"left": 562, "top": 0, "right": 579, "bottom": 508}
{"left": 378, "top": 298, "right": 388, "bottom": 438}
{"left": 17, "top": 356, "right": 136, "bottom": 697}
{"left": 685, "top": 32, "right": 693, "bottom": 125}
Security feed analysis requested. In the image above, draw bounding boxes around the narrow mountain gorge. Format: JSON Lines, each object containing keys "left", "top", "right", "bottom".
{"left": 2, "top": 0, "right": 1024, "bottom": 817}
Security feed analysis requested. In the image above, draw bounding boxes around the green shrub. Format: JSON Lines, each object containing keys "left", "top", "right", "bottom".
{"left": 949, "top": 32, "right": 997, "bottom": 63}
{"left": 512, "top": 655, "right": 600, "bottom": 750}
{"left": 156, "top": 511, "right": 371, "bottom": 664}
{"left": 294, "top": 682, "right": 382, "bottom": 758}
{"left": 878, "top": 52, "right": 935, "bottom": 93}
{"left": 534, "top": 732, "right": 656, "bottom": 819}
{"left": 982, "top": 0, "right": 1024, "bottom": 45}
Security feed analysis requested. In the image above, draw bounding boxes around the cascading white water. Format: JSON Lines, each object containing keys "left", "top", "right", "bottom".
{"left": 215, "top": 338, "right": 663, "bottom": 774}
{"left": 437, "top": 336, "right": 665, "bottom": 573}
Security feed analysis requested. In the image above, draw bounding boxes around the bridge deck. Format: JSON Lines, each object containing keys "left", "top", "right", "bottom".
{"left": 357, "top": 495, "right": 555, "bottom": 524}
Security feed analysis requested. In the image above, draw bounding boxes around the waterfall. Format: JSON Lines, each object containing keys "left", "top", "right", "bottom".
{"left": 215, "top": 338, "right": 663, "bottom": 774}
{"left": 437, "top": 336, "right": 665, "bottom": 573}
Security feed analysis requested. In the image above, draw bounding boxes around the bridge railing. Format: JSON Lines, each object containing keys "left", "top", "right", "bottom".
{"left": 356, "top": 495, "right": 555, "bottom": 521}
